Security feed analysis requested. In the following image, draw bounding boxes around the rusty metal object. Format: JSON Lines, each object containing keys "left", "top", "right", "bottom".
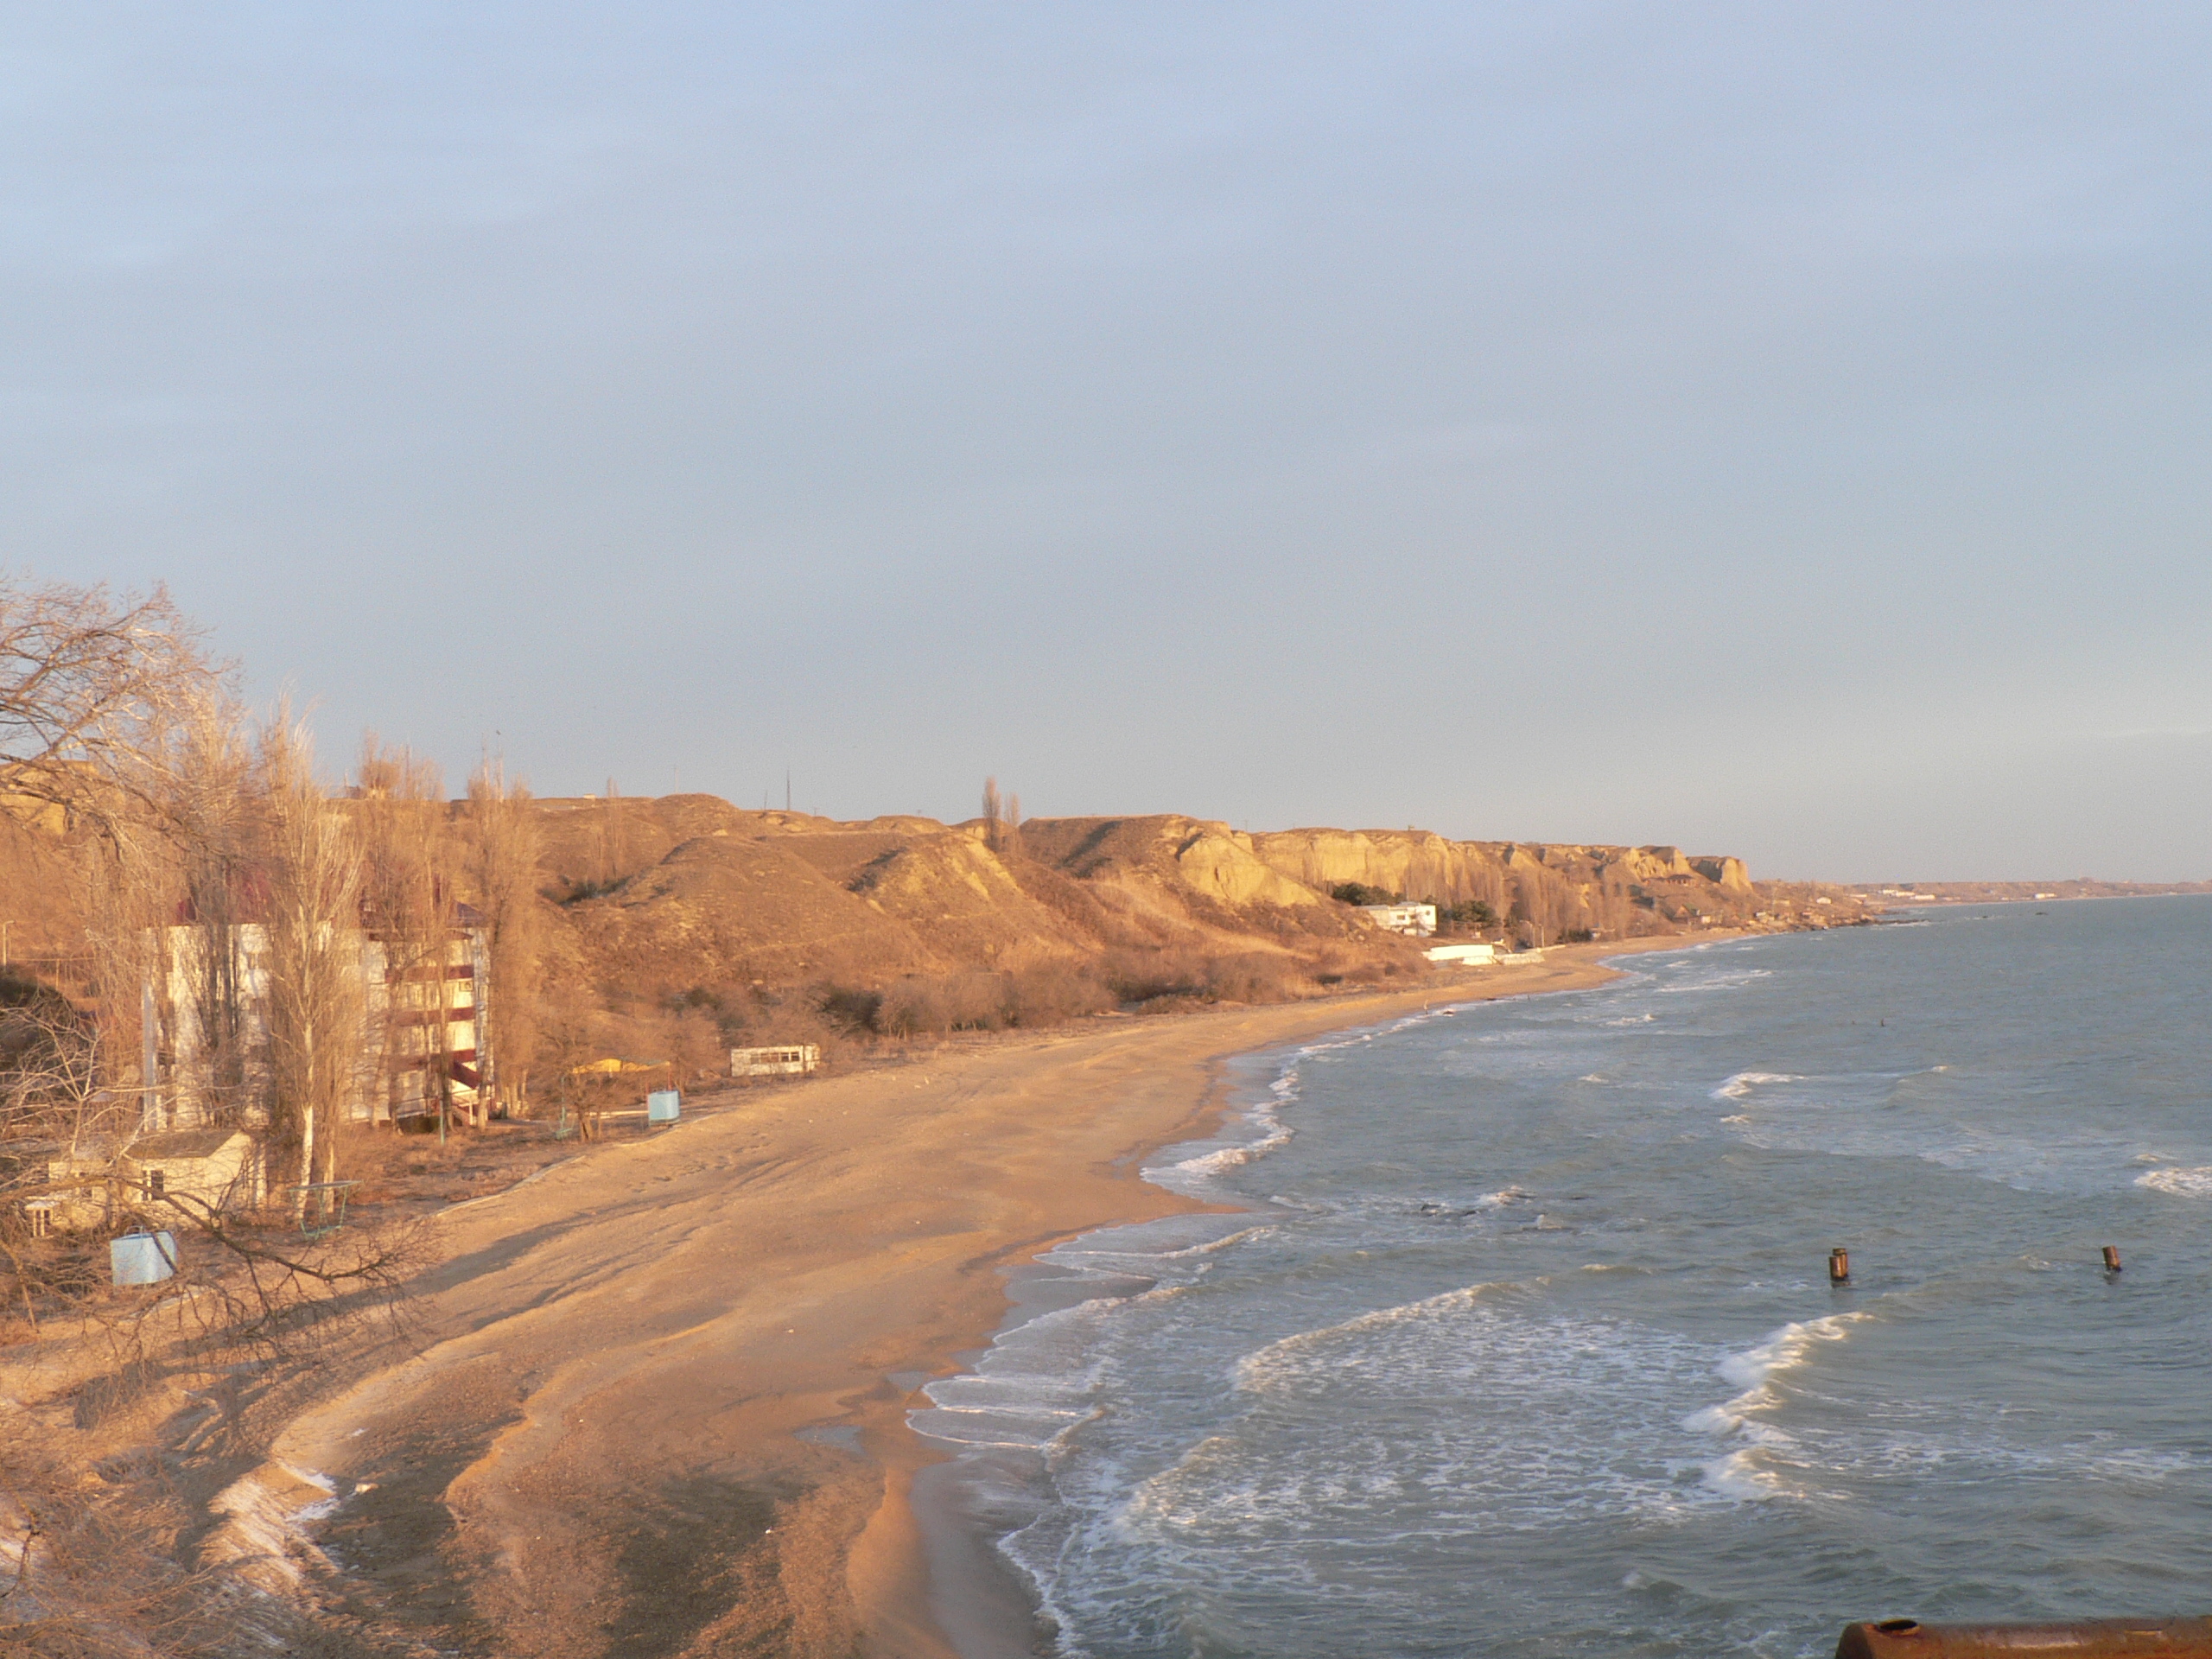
{"left": 2102, "top": 1245, "right": 2124, "bottom": 1271}
{"left": 1830, "top": 1246, "right": 1851, "bottom": 1285}
{"left": 1837, "top": 1619, "right": 2212, "bottom": 1659}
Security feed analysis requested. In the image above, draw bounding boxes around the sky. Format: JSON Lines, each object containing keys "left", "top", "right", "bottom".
{"left": 5, "top": 3, "right": 2209, "bottom": 881}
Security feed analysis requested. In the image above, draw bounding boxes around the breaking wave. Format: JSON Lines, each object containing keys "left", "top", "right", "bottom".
{"left": 2135, "top": 1165, "right": 2212, "bottom": 1198}
{"left": 1681, "top": 1314, "right": 1871, "bottom": 1500}
{"left": 1711, "top": 1071, "right": 1802, "bottom": 1102}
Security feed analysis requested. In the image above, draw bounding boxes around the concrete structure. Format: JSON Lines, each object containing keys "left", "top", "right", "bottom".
{"left": 110, "top": 1231, "right": 177, "bottom": 1287}
{"left": 35, "top": 1126, "right": 263, "bottom": 1233}
{"left": 730, "top": 1044, "right": 819, "bottom": 1078}
{"left": 1424, "top": 942, "right": 1496, "bottom": 965}
{"left": 122, "top": 1127, "right": 263, "bottom": 1217}
{"left": 148, "top": 919, "right": 489, "bottom": 1131}
{"left": 646, "top": 1089, "right": 682, "bottom": 1123}
{"left": 1358, "top": 902, "right": 1438, "bottom": 938}
{"left": 363, "top": 928, "right": 490, "bottom": 1126}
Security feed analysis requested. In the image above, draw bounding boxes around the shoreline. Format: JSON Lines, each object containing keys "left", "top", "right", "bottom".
{"left": 895, "top": 935, "right": 1731, "bottom": 1656}
{"left": 255, "top": 935, "right": 1736, "bottom": 1657}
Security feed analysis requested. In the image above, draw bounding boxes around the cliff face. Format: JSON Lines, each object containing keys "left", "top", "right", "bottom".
{"left": 0, "top": 785, "right": 1785, "bottom": 1086}
{"left": 1005, "top": 817, "right": 1763, "bottom": 939}
{"left": 1233, "top": 827, "right": 1761, "bottom": 940}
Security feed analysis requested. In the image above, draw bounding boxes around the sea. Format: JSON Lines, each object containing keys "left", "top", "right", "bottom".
{"left": 911, "top": 898, "right": 2212, "bottom": 1658}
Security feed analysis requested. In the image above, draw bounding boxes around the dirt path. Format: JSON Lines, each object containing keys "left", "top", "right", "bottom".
{"left": 266, "top": 946, "right": 1694, "bottom": 1657}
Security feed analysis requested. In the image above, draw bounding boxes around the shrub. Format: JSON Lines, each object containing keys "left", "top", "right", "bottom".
{"left": 1202, "top": 953, "right": 1298, "bottom": 1003}
{"left": 817, "top": 984, "right": 883, "bottom": 1033}
{"left": 1006, "top": 963, "right": 1112, "bottom": 1025}
{"left": 1330, "top": 882, "right": 1401, "bottom": 906}
{"left": 874, "top": 978, "right": 946, "bottom": 1038}
{"left": 1433, "top": 899, "right": 1497, "bottom": 934}
{"left": 551, "top": 874, "right": 626, "bottom": 905}
{"left": 1100, "top": 948, "right": 1208, "bottom": 1005}
{"left": 941, "top": 972, "right": 1014, "bottom": 1032}
{"left": 872, "top": 973, "right": 1013, "bottom": 1038}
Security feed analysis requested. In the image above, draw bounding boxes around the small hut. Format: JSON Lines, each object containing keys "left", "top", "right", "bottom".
{"left": 119, "top": 1128, "right": 263, "bottom": 1217}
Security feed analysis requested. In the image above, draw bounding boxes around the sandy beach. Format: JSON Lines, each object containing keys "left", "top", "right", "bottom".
{"left": 266, "top": 942, "right": 1702, "bottom": 1657}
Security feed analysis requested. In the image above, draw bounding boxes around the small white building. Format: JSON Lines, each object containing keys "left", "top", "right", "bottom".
{"left": 730, "top": 1045, "right": 819, "bottom": 1078}
{"left": 34, "top": 1127, "right": 263, "bottom": 1234}
{"left": 123, "top": 1128, "right": 264, "bottom": 1217}
{"left": 1425, "top": 942, "right": 1496, "bottom": 966}
{"left": 1358, "top": 902, "right": 1437, "bottom": 938}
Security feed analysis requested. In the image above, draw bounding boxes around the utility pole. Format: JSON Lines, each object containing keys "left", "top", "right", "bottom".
{"left": 141, "top": 975, "right": 161, "bottom": 1132}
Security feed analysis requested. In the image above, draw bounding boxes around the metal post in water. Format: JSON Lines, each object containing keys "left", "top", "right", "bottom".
{"left": 1829, "top": 1247, "right": 1850, "bottom": 1286}
{"left": 2102, "top": 1245, "right": 2123, "bottom": 1272}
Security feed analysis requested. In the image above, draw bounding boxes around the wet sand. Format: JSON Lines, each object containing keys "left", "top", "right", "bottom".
{"left": 267, "top": 942, "right": 1708, "bottom": 1656}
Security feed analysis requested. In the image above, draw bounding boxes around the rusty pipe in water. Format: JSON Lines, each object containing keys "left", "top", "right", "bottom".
{"left": 1838, "top": 1619, "right": 2212, "bottom": 1659}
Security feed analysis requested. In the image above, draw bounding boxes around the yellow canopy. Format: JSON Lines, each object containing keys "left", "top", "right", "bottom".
{"left": 564, "top": 1057, "right": 671, "bottom": 1077}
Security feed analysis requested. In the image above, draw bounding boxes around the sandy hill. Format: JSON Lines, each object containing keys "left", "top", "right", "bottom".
{"left": 517, "top": 800, "right": 1782, "bottom": 1069}
{"left": 0, "top": 787, "right": 1792, "bottom": 1090}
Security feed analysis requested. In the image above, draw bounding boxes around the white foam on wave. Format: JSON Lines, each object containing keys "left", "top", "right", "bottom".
{"left": 2135, "top": 1165, "right": 2212, "bottom": 1198}
{"left": 1112, "top": 1294, "right": 1737, "bottom": 1555}
{"left": 1056, "top": 1223, "right": 1279, "bottom": 1265}
{"left": 1681, "top": 1313, "right": 1869, "bottom": 1501}
{"left": 1711, "top": 1071, "right": 1802, "bottom": 1102}
{"left": 1656, "top": 967, "right": 1772, "bottom": 996}
{"left": 1146, "top": 1055, "right": 1302, "bottom": 1191}
{"left": 1231, "top": 1281, "right": 1514, "bottom": 1390}
{"left": 910, "top": 1298, "right": 1123, "bottom": 1451}
{"left": 1147, "top": 1001, "right": 1478, "bottom": 1196}
{"left": 1163, "top": 1135, "right": 1290, "bottom": 1180}
{"left": 1716, "top": 1313, "right": 1866, "bottom": 1395}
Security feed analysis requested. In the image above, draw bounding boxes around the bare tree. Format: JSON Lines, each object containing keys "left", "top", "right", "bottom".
{"left": 258, "top": 716, "right": 364, "bottom": 1226}
{"left": 981, "top": 777, "right": 1021, "bottom": 857}
{"left": 0, "top": 574, "right": 218, "bottom": 830}
{"left": 597, "top": 777, "right": 628, "bottom": 889}
{"left": 1, "top": 576, "right": 227, "bottom": 1141}
{"left": 143, "top": 699, "right": 262, "bottom": 1129}
{"left": 466, "top": 753, "right": 545, "bottom": 1118}
{"left": 352, "top": 735, "right": 458, "bottom": 1133}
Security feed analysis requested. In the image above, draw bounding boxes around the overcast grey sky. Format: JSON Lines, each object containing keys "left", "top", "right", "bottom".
{"left": 7, "top": 3, "right": 2209, "bottom": 880}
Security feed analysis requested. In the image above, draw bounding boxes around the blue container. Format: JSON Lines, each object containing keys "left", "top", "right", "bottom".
{"left": 111, "top": 1231, "right": 177, "bottom": 1287}
{"left": 647, "top": 1090, "right": 681, "bottom": 1123}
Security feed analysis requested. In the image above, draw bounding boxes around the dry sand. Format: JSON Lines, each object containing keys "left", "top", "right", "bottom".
{"left": 267, "top": 943, "right": 1700, "bottom": 1657}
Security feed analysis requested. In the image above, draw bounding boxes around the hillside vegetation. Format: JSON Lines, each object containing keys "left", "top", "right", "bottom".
{"left": 3, "top": 775, "right": 1827, "bottom": 1104}
{"left": 504, "top": 792, "right": 1785, "bottom": 1082}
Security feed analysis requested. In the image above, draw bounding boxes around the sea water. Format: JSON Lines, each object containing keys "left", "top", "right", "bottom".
{"left": 911, "top": 898, "right": 2212, "bottom": 1657}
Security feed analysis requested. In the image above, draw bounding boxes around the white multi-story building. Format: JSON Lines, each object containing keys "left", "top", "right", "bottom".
{"left": 147, "top": 918, "right": 489, "bottom": 1132}
{"left": 1358, "top": 902, "right": 1438, "bottom": 938}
